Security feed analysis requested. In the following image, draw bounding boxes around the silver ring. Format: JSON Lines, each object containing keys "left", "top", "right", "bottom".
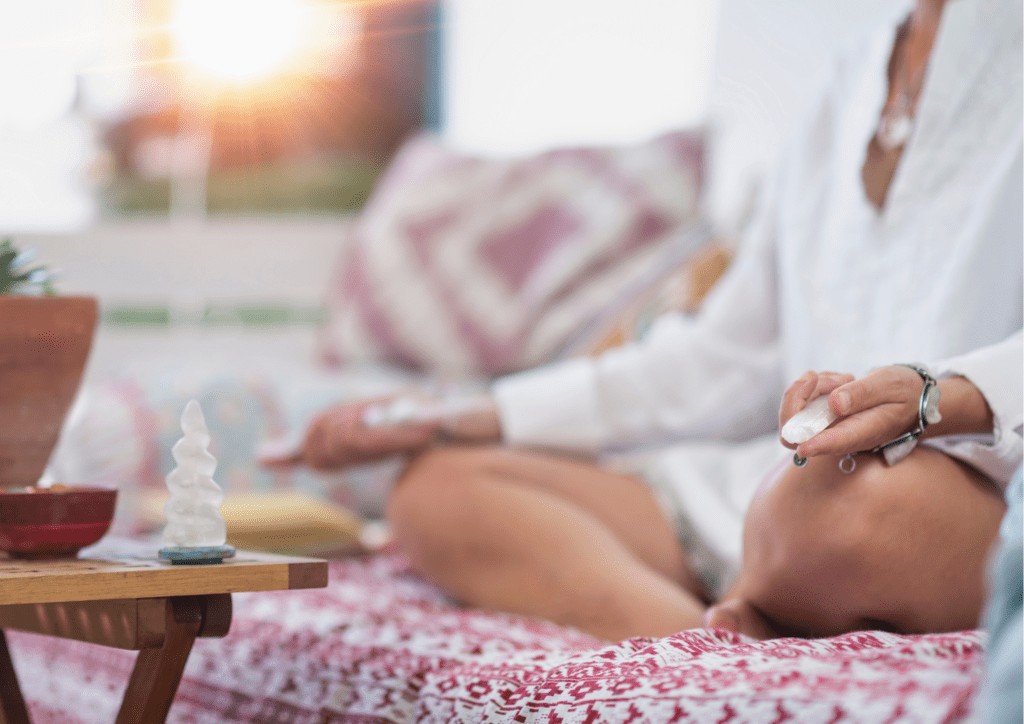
{"left": 839, "top": 454, "right": 857, "bottom": 474}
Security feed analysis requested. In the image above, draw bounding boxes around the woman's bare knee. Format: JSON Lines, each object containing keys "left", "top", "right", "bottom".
{"left": 395, "top": 446, "right": 496, "bottom": 489}
{"left": 387, "top": 446, "right": 503, "bottom": 576}
{"left": 733, "top": 449, "right": 1005, "bottom": 637}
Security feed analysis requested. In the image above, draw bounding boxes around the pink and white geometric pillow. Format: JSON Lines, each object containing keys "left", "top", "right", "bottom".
{"left": 318, "top": 130, "right": 706, "bottom": 376}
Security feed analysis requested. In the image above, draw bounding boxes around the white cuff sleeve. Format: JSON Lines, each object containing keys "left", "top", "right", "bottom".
{"left": 928, "top": 331, "right": 1024, "bottom": 489}
{"left": 492, "top": 357, "right": 606, "bottom": 454}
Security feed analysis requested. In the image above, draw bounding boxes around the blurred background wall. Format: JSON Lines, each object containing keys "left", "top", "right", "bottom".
{"left": 442, "top": 0, "right": 903, "bottom": 225}
{"left": 1, "top": 0, "right": 901, "bottom": 374}
{"left": 1, "top": 0, "right": 904, "bottom": 230}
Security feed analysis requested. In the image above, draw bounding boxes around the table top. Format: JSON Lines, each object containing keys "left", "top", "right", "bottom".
{"left": 0, "top": 542, "right": 328, "bottom": 605}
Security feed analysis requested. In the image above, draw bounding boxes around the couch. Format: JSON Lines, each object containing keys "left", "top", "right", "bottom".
{"left": 8, "top": 128, "right": 996, "bottom": 723}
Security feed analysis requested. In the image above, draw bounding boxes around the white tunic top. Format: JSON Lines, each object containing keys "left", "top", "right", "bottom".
{"left": 492, "top": 0, "right": 1024, "bottom": 587}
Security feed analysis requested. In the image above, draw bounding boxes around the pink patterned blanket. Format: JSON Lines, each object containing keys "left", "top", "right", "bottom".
{"left": 10, "top": 554, "right": 983, "bottom": 723}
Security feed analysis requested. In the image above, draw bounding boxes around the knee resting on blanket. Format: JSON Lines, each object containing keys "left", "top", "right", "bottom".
{"left": 707, "top": 449, "right": 1006, "bottom": 639}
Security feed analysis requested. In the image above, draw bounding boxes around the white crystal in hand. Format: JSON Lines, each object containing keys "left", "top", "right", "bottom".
{"left": 361, "top": 394, "right": 495, "bottom": 428}
{"left": 781, "top": 396, "right": 838, "bottom": 445}
{"left": 162, "top": 400, "right": 227, "bottom": 547}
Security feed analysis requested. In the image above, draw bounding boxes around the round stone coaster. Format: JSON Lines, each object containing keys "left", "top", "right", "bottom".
{"left": 159, "top": 545, "right": 236, "bottom": 565}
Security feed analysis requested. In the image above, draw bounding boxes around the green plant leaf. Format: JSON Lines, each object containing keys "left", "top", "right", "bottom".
{"left": 0, "top": 237, "right": 57, "bottom": 295}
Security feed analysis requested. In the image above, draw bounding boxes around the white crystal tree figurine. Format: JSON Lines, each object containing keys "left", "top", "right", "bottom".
{"left": 160, "top": 400, "right": 233, "bottom": 563}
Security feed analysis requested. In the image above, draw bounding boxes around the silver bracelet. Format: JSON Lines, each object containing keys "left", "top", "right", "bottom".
{"left": 869, "top": 363, "right": 942, "bottom": 467}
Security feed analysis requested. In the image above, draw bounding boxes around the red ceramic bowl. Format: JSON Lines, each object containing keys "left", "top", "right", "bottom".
{"left": 0, "top": 485, "right": 117, "bottom": 559}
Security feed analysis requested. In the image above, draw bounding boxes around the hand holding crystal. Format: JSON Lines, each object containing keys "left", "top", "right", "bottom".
{"left": 257, "top": 397, "right": 440, "bottom": 471}
{"left": 259, "top": 394, "right": 501, "bottom": 471}
{"left": 779, "top": 367, "right": 933, "bottom": 460}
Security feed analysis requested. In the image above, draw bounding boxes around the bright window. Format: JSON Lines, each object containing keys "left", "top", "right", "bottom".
{"left": 444, "top": 0, "right": 721, "bottom": 156}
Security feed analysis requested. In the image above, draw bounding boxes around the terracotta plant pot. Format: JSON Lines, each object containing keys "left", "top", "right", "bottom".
{"left": 0, "top": 296, "right": 98, "bottom": 489}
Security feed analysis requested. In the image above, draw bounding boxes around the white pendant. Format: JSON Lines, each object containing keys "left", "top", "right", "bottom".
{"left": 882, "top": 435, "right": 918, "bottom": 466}
{"left": 877, "top": 111, "right": 914, "bottom": 150}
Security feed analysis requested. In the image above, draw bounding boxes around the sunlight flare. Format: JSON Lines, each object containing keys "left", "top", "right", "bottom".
{"left": 174, "top": 0, "right": 307, "bottom": 82}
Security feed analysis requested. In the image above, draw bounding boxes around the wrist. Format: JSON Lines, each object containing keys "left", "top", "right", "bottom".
{"left": 872, "top": 364, "right": 941, "bottom": 465}
{"left": 922, "top": 376, "right": 994, "bottom": 439}
{"left": 438, "top": 396, "right": 503, "bottom": 444}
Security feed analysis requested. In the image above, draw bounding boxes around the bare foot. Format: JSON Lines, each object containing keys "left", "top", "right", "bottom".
{"left": 704, "top": 599, "right": 780, "bottom": 640}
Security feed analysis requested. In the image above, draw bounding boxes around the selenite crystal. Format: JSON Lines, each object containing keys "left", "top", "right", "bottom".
{"left": 781, "top": 395, "right": 838, "bottom": 445}
{"left": 162, "top": 399, "right": 227, "bottom": 547}
{"left": 361, "top": 394, "right": 496, "bottom": 428}
{"left": 924, "top": 388, "right": 942, "bottom": 425}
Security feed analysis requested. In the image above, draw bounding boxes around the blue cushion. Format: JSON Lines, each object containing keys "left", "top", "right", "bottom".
{"left": 979, "top": 465, "right": 1023, "bottom": 724}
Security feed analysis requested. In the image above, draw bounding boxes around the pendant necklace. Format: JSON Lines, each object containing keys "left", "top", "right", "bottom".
{"left": 876, "top": 25, "right": 928, "bottom": 151}
{"left": 877, "top": 94, "right": 915, "bottom": 151}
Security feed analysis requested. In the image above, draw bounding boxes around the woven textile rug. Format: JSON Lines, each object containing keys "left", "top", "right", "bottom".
{"left": 10, "top": 554, "right": 983, "bottom": 723}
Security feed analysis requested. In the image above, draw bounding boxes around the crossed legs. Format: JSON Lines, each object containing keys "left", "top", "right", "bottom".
{"left": 387, "top": 446, "right": 707, "bottom": 641}
{"left": 389, "top": 444, "right": 1006, "bottom": 642}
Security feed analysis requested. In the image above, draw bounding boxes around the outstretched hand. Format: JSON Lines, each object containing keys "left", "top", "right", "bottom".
{"left": 779, "top": 366, "right": 927, "bottom": 459}
{"left": 260, "top": 397, "right": 443, "bottom": 471}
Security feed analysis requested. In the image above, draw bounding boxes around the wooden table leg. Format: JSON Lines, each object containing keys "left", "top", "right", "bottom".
{"left": 115, "top": 594, "right": 230, "bottom": 724}
{"left": 0, "top": 630, "right": 30, "bottom": 724}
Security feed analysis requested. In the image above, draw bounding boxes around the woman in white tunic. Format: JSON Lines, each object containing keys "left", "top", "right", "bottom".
{"left": 269, "top": 0, "right": 1022, "bottom": 640}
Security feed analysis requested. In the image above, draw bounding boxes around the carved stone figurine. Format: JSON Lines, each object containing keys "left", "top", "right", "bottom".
{"left": 158, "top": 399, "right": 235, "bottom": 564}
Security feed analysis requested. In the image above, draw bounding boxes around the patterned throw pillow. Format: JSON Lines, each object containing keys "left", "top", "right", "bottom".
{"left": 317, "top": 130, "right": 706, "bottom": 376}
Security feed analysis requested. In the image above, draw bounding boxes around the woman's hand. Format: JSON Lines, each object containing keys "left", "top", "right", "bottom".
{"left": 779, "top": 367, "right": 925, "bottom": 459}
{"left": 260, "top": 397, "right": 445, "bottom": 471}
{"left": 259, "top": 393, "right": 505, "bottom": 471}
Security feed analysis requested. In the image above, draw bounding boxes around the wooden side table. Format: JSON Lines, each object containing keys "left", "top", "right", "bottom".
{"left": 0, "top": 546, "right": 328, "bottom": 724}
